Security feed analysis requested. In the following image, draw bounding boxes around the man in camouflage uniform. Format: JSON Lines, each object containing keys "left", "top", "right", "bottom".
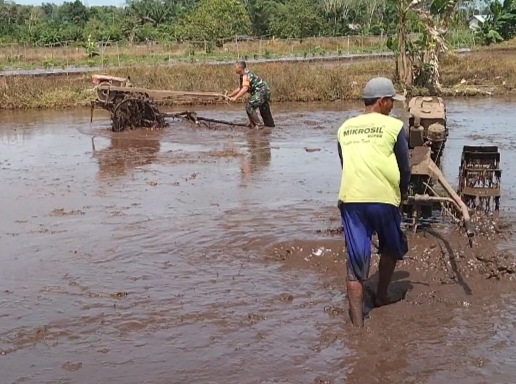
{"left": 228, "top": 61, "right": 275, "bottom": 128}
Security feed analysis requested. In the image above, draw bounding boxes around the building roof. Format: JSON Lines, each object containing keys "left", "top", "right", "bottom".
{"left": 470, "top": 15, "right": 487, "bottom": 23}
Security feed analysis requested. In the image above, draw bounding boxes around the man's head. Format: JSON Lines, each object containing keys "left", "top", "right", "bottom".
{"left": 235, "top": 60, "right": 246, "bottom": 75}
{"left": 362, "top": 77, "right": 405, "bottom": 115}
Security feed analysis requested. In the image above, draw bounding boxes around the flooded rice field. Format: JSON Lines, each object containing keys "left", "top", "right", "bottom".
{"left": 1, "top": 98, "right": 516, "bottom": 383}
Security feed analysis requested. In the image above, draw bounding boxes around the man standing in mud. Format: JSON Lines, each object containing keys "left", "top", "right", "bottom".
{"left": 337, "top": 77, "right": 411, "bottom": 327}
{"left": 228, "top": 61, "right": 275, "bottom": 129}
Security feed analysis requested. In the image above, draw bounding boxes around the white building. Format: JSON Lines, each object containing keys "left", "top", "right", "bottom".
{"left": 469, "top": 15, "right": 487, "bottom": 30}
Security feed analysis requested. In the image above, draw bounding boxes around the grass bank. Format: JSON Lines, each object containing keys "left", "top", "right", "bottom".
{"left": 0, "top": 50, "right": 514, "bottom": 110}
{"left": 0, "top": 36, "right": 395, "bottom": 71}
{"left": 0, "top": 31, "right": 476, "bottom": 71}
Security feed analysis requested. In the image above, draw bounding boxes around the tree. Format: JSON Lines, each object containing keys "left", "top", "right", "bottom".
{"left": 175, "top": 0, "right": 252, "bottom": 42}
{"left": 387, "top": 0, "right": 461, "bottom": 93}
{"left": 320, "top": 0, "right": 357, "bottom": 34}
{"left": 386, "top": 0, "right": 413, "bottom": 87}
{"left": 268, "top": 0, "right": 326, "bottom": 38}
{"left": 410, "top": 0, "right": 461, "bottom": 92}
{"left": 59, "top": 0, "right": 89, "bottom": 27}
{"left": 475, "top": 0, "right": 516, "bottom": 45}
{"left": 0, "top": 0, "right": 509, "bottom": 50}
{"left": 245, "top": 0, "right": 280, "bottom": 36}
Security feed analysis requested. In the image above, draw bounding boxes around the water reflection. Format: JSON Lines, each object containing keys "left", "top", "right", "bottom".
{"left": 93, "top": 132, "right": 162, "bottom": 180}
{"left": 240, "top": 129, "right": 272, "bottom": 177}
{"left": 0, "top": 127, "right": 35, "bottom": 146}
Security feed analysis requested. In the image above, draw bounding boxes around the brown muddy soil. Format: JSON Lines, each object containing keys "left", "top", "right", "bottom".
{"left": 0, "top": 98, "right": 516, "bottom": 384}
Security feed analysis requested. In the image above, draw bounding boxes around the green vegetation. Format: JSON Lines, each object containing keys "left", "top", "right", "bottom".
{"left": 0, "top": 0, "right": 511, "bottom": 48}
{"left": 474, "top": 0, "right": 516, "bottom": 45}
{"left": 381, "top": 0, "right": 516, "bottom": 92}
{"left": 175, "top": 0, "right": 251, "bottom": 44}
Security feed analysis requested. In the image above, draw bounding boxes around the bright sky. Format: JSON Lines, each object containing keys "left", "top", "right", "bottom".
{"left": 11, "top": 0, "right": 492, "bottom": 9}
{"left": 14, "top": 0, "right": 124, "bottom": 6}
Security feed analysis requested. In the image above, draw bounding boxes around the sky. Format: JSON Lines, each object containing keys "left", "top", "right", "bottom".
{"left": 10, "top": 0, "right": 494, "bottom": 9}
{"left": 13, "top": 0, "right": 124, "bottom": 6}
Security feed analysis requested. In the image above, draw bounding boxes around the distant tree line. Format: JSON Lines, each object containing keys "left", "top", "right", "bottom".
{"left": 0, "top": 0, "right": 514, "bottom": 47}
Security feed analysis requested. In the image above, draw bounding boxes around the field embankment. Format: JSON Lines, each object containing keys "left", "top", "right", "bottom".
{"left": 0, "top": 50, "right": 513, "bottom": 110}
{"left": 0, "top": 35, "right": 446, "bottom": 71}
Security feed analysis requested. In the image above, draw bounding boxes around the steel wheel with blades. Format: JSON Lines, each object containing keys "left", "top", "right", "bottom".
{"left": 111, "top": 95, "right": 165, "bottom": 132}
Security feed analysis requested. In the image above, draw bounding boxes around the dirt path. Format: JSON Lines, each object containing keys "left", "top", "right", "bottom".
{"left": 0, "top": 99, "right": 515, "bottom": 383}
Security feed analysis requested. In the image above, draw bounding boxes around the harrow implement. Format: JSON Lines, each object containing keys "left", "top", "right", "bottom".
{"left": 458, "top": 145, "right": 501, "bottom": 212}
{"left": 89, "top": 74, "right": 246, "bottom": 131}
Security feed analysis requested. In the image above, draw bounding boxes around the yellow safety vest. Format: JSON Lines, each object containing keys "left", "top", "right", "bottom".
{"left": 337, "top": 112, "right": 404, "bottom": 206}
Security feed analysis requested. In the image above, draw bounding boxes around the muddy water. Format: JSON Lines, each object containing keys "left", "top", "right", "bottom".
{"left": 0, "top": 98, "right": 515, "bottom": 383}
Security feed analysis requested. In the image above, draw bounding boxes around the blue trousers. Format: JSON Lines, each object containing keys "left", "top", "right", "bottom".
{"left": 339, "top": 202, "right": 408, "bottom": 281}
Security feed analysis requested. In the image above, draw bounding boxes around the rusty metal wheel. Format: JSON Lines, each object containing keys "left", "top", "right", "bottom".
{"left": 111, "top": 95, "right": 165, "bottom": 132}
{"left": 96, "top": 81, "right": 115, "bottom": 104}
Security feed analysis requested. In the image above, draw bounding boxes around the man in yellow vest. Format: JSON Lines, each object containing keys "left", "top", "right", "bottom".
{"left": 337, "top": 77, "right": 411, "bottom": 327}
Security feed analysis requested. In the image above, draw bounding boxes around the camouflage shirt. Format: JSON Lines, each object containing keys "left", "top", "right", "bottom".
{"left": 240, "top": 69, "right": 269, "bottom": 94}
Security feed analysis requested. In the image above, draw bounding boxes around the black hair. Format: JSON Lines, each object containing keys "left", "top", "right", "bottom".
{"left": 363, "top": 98, "right": 379, "bottom": 106}
{"left": 236, "top": 60, "right": 246, "bottom": 69}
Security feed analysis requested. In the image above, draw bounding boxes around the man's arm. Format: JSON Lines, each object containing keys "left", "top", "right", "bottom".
{"left": 394, "top": 127, "right": 411, "bottom": 196}
{"left": 232, "top": 85, "right": 248, "bottom": 100}
{"left": 231, "top": 74, "right": 250, "bottom": 101}
{"left": 228, "top": 87, "right": 241, "bottom": 97}
{"left": 338, "top": 141, "right": 343, "bottom": 169}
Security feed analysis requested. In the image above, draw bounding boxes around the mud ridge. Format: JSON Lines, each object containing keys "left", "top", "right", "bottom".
{"left": 308, "top": 214, "right": 515, "bottom": 282}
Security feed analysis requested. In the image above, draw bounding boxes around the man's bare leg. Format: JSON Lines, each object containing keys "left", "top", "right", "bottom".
{"left": 375, "top": 253, "right": 397, "bottom": 307}
{"left": 347, "top": 279, "right": 364, "bottom": 327}
{"left": 247, "top": 109, "right": 262, "bottom": 128}
{"left": 246, "top": 113, "right": 255, "bottom": 128}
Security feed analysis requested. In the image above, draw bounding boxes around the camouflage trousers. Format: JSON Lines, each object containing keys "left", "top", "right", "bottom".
{"left": 245, "top": 87, "right": 271, "bottom": 115}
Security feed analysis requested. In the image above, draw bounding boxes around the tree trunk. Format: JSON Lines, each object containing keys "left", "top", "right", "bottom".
{"left": 408, "top": 0, "right": 460, "bottom": 93}
{"left": 397, "top": 12, "right": 413, "bottom": 87}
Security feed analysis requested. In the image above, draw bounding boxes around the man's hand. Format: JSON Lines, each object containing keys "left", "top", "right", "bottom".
{"left": 229, "top": 97, "right": 238, "bottom": 102}
{"left": 399, "top": 192, "right": 408, "bottom": 212}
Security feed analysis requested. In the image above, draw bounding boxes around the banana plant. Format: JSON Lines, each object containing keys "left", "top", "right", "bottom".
{"left": 475, "top": 0, "right": 516, "bottom": 45}
{"left": 388, "top": 0, "right": 460, "bottom": 92}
